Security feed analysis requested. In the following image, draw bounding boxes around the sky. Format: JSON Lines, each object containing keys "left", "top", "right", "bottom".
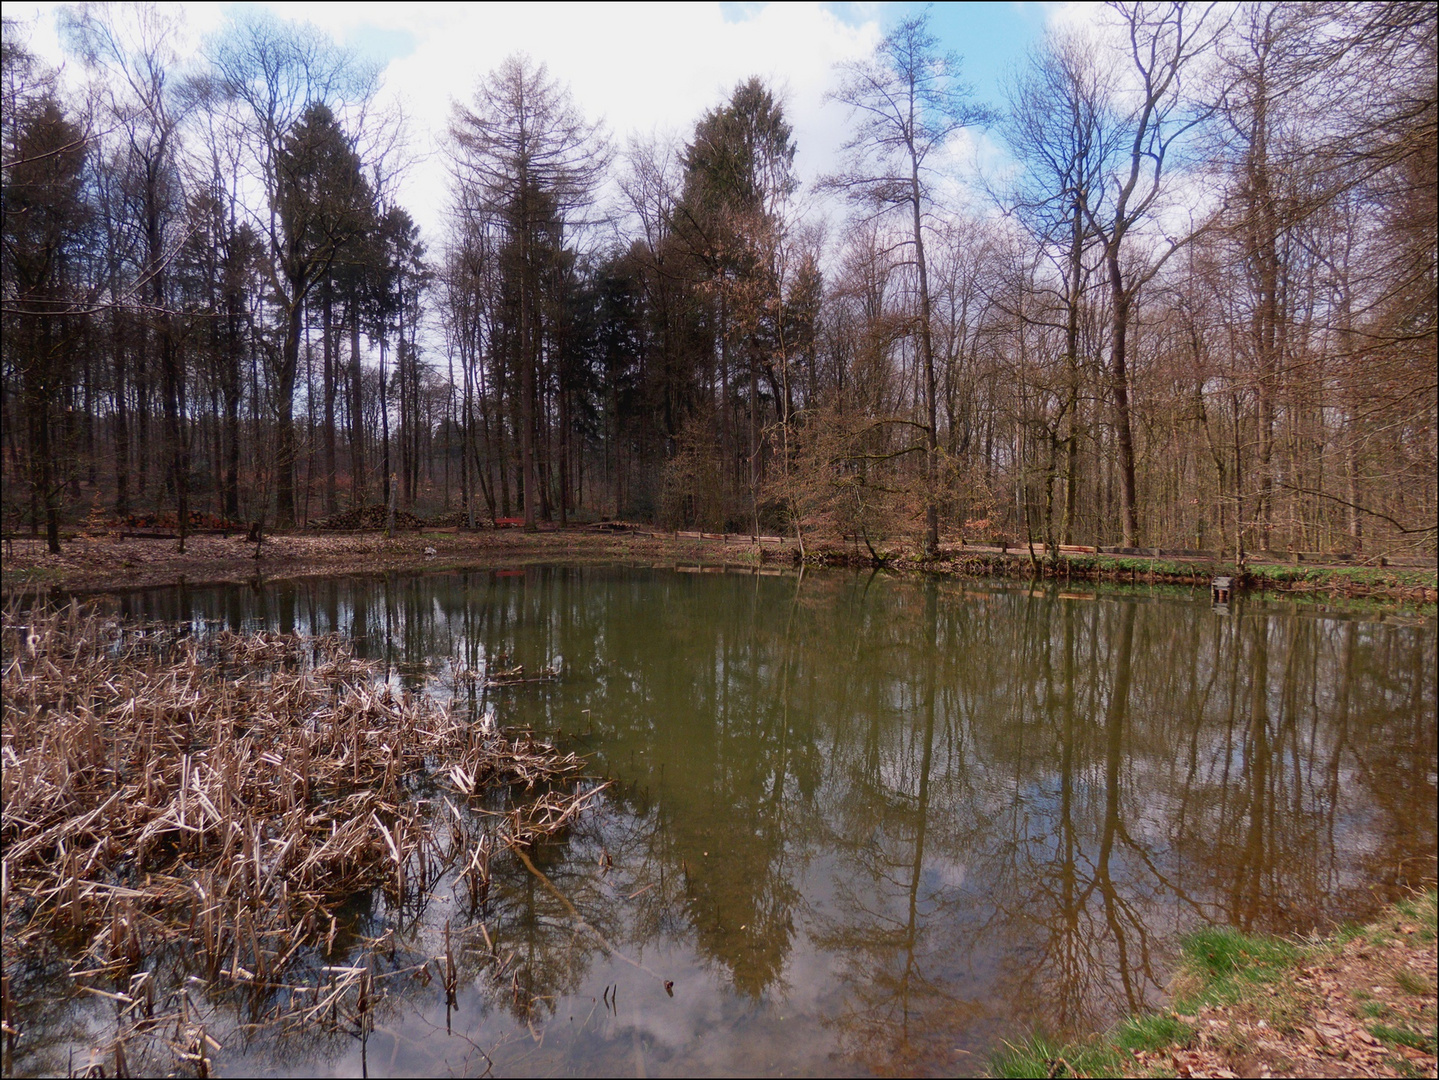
{"left": 5, "top": 2, "right": 1086, "bottom": 250}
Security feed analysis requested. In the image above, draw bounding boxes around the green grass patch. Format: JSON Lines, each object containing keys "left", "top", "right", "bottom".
{"left": 1056, "top": 555, "right": 1206, "bottom": 578}
{"left": 1395, "top": 892, "right": 1439, "bottom": 931}
{"left": 1114, "top": 1012, "right": 1196, "bottom": 1053}
{"left": 1243, "top": 562, "right": 1437, "bottom": 589}
{"left": 988, "top": 1034, "right": 1126, "bottom": 1079}
{"left": 1369, "top": 1023, "right": 1438, "bottom": 1054}
{"left": 1334, "top": 923, "right": 1366, "bottom": 946}
{"left": 1172, "top": 926, "right": 1305, "bottom": 1009}
{"left": 1, "top": 565, "right": 65, "bottom": 585}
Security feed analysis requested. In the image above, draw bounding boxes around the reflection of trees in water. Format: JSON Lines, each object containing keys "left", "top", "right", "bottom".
{"left": 103, "top": 570, "right": 1438, "bottom": 1061}
{"left": 811, "top": 583, "right": 985, "bottom": 1073}
{"left": 1347, "top": 623, "right": 1439, "bottom": 895}
{"left": 962, "top": 599, "right": 1173, "bottom": 1037}
{"left": 582, "top": 570, "right": 820, "bottom": 999}
{"left": 1161, "top": 607, "right": 1438, "bottom": 932}
{"left": 812, "top": 590, "right": 1172, "bottom": 1060}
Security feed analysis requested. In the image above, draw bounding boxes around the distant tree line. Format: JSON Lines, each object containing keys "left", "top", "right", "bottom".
{"left": 3, "top": 3, "right": 1433, "bottom": 558}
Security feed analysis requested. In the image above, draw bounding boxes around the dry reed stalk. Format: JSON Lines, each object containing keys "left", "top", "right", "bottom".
{"left": 2, "top": 603, "right": 598, "bottom": 1073}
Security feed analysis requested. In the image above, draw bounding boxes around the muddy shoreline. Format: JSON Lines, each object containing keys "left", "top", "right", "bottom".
{"left": 3, "top": 528, "right": 1434, "bottom": 606}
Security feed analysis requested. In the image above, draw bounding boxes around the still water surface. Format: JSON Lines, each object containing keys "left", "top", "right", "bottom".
{"left": 24, "top": 567, "right": 1439, "bottom": 1076}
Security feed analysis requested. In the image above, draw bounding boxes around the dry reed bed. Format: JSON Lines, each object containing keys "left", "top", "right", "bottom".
{"left": 1, "top": 603, "right": 598, "bottom": 1073}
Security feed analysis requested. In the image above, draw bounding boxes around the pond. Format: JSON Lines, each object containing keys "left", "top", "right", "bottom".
{"left": 10, "top": 566, "right": 1437, "bottom": 1076}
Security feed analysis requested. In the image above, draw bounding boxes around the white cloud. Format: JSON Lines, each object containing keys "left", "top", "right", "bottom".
{"left": 372, "top": 3, "right": 878, "bottom": 245}
{"left": 8, "top": 2, "right": 881, "bottom": 247}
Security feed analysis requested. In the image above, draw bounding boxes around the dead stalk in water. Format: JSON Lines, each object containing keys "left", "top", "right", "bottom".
{"left": 2, "top": 603, "right": 597, "bottom": 1073}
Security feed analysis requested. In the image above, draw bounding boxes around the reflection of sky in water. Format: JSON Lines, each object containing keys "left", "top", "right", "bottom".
{"left": 20, "top": 568, "right": 1436, "bottom": 1077}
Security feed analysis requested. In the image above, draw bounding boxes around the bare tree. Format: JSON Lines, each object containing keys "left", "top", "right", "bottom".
{"left": 65, "top": 3, "right": 198, "bottom": 547}
{"left": 825, "top": 12, "right": 993, "bottom": 556}
{"left": 1086, "top": 1, "right": 1223, "bottom": 548}
{"left": 209, "top": 12, "right": 379, "bottom": 528}
{"left": 1003, "top": 31, "right": 1116, "bottom": 547}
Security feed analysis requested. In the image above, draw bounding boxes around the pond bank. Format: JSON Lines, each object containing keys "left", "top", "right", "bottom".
{"left": 3, "top": 528, "right": 1434, "bottom": 606}
{"left": 990, "top": 890, "right": 1439, "bottom": 1079}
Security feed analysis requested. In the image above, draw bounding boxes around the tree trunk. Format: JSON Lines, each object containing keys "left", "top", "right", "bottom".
{"left": 112, "top": 308, "right": 130, "bottom": 518}
{"left": 911, "top": 157, "right": 940, "bottom": 556}
{"left": 323, "top": 289, "right": 337, "bottom": 515}
{"left": 276, "top": 298, "right": 303, "bottom": 528}
{"left": 349, "top": 305, "right": 365, "bottom": 506}
{"left": 380, "top": 338, "right": 391, "bottom": 512}
{"left": 1105, "top": 254, "right": 1141, "bottom": 548}
{"left": 223, "top": 290, "right": 241, "bottom": 521}
{"left": 160, "top": 322, "right": 188, "bottom": 552}
{"left": 1062, "top": 197, "right": 1085, "bottom": 546}
{"left": 519, "top": 264, "right": 538, "bottom": 531}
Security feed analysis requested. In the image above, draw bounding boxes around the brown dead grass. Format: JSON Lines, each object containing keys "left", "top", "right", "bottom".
{"left": 1, "top": 603, "right": 602, "bottom": 1072}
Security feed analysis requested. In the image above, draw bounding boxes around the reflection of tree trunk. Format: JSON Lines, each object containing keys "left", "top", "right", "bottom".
{"left": 1322, "top": 622, "right": 1356, "bottom": 862}
{"left": 899, "top": 584, "right": 940, "bottom": 1043}
{"left": 1235, "top": 616, "right": 1270, "bottom": 930}
{"left": 1057, "top": 602, "right": 1080, "bottom": 1027}
{"left": 1094, "top": 601, "right": 1136, "bottom": 1008}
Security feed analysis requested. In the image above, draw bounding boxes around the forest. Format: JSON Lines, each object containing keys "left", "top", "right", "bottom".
{"left": 2, "top": 3, "right": 1435, "bottom": 560}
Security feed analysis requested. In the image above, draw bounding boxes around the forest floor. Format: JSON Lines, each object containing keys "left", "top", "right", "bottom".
{"left": 1, "top": 526, "right": 1435, "bottom": 605}
{"left": 990, "top": 890, "right": 1439, "bottom": 1079}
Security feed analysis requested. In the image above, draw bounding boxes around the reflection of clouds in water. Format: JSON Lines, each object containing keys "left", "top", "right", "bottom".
{"left": 928, "top": 857, "right": 968, "bottom": 892}
{"left": 354, "top": 941, "right": 856, "bottom": 1077}
{"left": 54, "top": 569, "right": 1434, "bottom": 1076}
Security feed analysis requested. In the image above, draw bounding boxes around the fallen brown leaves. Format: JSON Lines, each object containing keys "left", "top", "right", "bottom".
{"left": 1130, "top": 908, "right": 1438, "bottom": 1079}
{"left": 1, "top": 529, "right": 761, "bottom": 594}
